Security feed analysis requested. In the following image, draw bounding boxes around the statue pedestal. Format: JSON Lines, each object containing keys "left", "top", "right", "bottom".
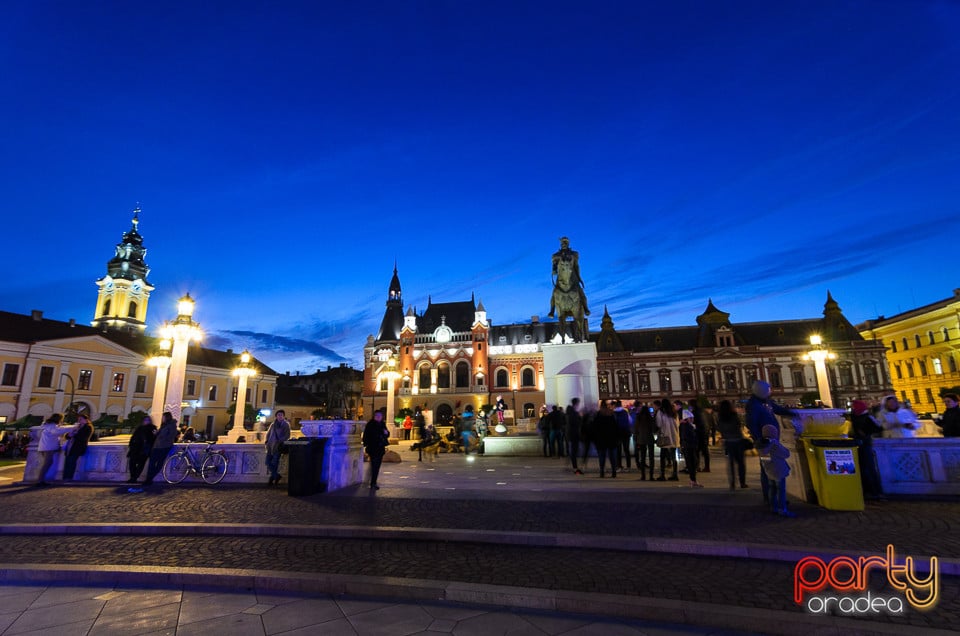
{"left": 542, "top": 342, "right": 599, "bottom": 411}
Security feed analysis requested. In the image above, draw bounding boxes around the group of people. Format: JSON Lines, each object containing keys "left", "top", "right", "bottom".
{"left": 35, "top": 412, "right": 94, "bottom": 486}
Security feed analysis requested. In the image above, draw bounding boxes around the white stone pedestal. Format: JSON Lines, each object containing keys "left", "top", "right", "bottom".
{"left": 542, "top": 342, "right": 599, "bottom": 411}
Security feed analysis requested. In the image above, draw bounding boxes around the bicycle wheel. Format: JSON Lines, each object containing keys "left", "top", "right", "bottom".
{"left": 200, "top": 453, "right": 228, "bottom": 484}
{"left": 162, "top": 453, "right": 190, "bottom": 484}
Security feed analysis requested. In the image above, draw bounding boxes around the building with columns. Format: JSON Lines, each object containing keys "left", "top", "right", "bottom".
{"left": 0, "top": 211, "right": 277, "bottom": 436}
{"left": 858, "top": 289, "right": 960, "bottom": 416}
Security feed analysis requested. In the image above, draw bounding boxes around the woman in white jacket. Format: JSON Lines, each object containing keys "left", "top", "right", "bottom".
{"left": 36, "top": 413, "right": 77, "bottom": 485}
{"left": 655, "top": 399, "right": 680, "bottom": 481}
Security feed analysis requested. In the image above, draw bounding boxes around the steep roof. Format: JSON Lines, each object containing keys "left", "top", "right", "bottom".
{"left": 419, "top": 300, "right": 476, "bottom": 333}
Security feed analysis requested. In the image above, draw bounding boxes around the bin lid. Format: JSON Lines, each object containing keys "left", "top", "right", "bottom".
{"left": 808, "top": 438, "right": 861, "bottom": 447}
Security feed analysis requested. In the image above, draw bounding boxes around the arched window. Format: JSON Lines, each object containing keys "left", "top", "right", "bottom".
{"left": 929, "top": 331, "right": 936, "bottom": 345}
{"left": 617, "top": 370, "right": 631, "bottom": 393}
{"left": 455, "top": 361, "right": 470, "bottom": 388}
{"left": 419, "top": 365, "right": 430, "bottom": 389}
{"left": 902, "top": 337, "right": 909, "bottom": 351}
{"left": 437, "top": 362, "right": 450, "bottom": 389}
{"left": 943, "top": 327, "right": 951, "bottom": 342}
{"left": 890, "top": 340, "right": 897, "bottom": 353}
{"left": 915, "top": 334, "right": 922, "bottom": 348}
{"left": 496, "top": 369, "right": 509, "bottom": 388}
{"left": 658, "top": 369, "right": 673, "bottom": 393}
{"left": 102, "top": 299, "right": 111, "bottom": 316}
{"left": 949, "top": 356, "right": 958, "bottom": 374}
{"left": 521, "top": 368, "right": 535, "bottom": 387}
{"left": 128, "top": 301, "right": 137, "bottom": 318}
{"left": 637, "top": 370, "right": 651, "bottom": 393}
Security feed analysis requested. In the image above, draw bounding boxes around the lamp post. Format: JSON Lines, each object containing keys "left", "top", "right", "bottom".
{"left": 147, "top": 338, "right": 172, "bottom": 422}
{"left": 803, "top": 334, "right": 837, "bottom": 407}
{"left": 384, "top": 355, "right": 399, "bottom": 436}
{"left": 224, "top": 350, "right": 256, "bottom": 442}
{"left": 159, "top": 294, "right": 202, "bottom": 423}
{"left": 512, "top": 382, "right": 518, "bottom": 424}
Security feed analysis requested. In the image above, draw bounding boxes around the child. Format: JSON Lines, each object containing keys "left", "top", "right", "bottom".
{"left": 759, "top": 424, "right": 795, "bottom": 517}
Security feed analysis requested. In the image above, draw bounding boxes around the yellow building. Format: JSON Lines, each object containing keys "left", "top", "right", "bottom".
{"left": 0, "top": 210, "right": 277, "bottom": 436}
{"left": 858, "top": 289, "right": 960, "bottom": 416}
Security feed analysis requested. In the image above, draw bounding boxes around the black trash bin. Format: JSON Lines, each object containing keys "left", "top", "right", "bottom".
{"left": 286, "top": 438, "right": 328, "bottom": 496}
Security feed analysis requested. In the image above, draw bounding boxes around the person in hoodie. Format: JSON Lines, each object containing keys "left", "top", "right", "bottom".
{"left": 759, "top": 424, "right": 794, "bottom": 517}
{"left": 877, "top": 395, "right": 919, "bottom": 438}
{"left": 35, "top": 413, "right": 78, "bottom": 485}
{"left": 746, "top": 381, "right": 794, "bottom": 505}
{"left": 460, "top": 404, "right": 477, "bottom": 454}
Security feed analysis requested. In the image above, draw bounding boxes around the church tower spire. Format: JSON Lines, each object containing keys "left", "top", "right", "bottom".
{"left": 91, "top": 206, "right": 155, "bottom": 334}
{"left": 375, "top": 265, "right": 405, "bottom": 343}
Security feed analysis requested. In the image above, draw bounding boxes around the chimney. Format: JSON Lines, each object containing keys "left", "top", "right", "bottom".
{"left": 226, "top": 348, "right": 234, "bottom": 355}
{"left": 531, "top": 315, "right": 539, "bottom": 324}
{"left": 69, "top": 318, "right": 76, "bottom": 327}
{"left": 31, "top": 310, "right": 43, "bottom": 321}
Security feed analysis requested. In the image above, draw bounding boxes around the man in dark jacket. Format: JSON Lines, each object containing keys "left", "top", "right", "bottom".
{"left": 850, "top": 399, "right": 883, "bottom": 498}
{"left": 362, "top": 410, "right": 390, "bottom": 490}
{"left": 143, "top": 412, "right": 179, "bottom": 486}
{"left": 548, "top": 405, "right": 566, "bottom": 458}
{"left": 746, "top": 381, "right": 794, "bottom": 503}
{"left": 594, "top": 401, "right": 619, "bottom": 478}
{"left": 940, "top": 394, "right": 960, "bottom": 438}
{"left": 127, "top": 415, "right": 157, "bottom": 483}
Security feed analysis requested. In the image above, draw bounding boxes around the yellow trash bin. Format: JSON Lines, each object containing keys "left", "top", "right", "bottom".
{"left": 801, "top": 438, "right": 864, "bottom": 511}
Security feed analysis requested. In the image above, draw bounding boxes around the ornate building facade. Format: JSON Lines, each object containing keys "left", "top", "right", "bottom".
{"left": 595, "top": 294, "right": 892, "bottom": 408}
{"left": 363, "top": 266, "right": 893, "bottom": 424}
{"left": 858, "top": 289, "right": 960, "bottom": 416}
{"left": 90, "top": 208, "right": 154, "bottom": 334}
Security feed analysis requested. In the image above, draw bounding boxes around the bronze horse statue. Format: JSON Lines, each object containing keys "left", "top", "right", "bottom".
{"left": 551, "top": 259, "right": 587, "bottom": 342}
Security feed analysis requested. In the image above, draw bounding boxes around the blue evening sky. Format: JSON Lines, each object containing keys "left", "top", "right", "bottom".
{"left": 1, "top": 1, "right": 958, "bottom": 374}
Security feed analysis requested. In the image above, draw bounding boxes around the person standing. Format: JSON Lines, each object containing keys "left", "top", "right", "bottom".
{"left": 692, "top": 401, "right": 711, "bottom": 472}
{"left": 414, "top": 407, "right": 427, "bottom": 461}
{"left": 63, "top": 413, "right": 94, "bottom": 481}
{"left": 264, "top": 409, "right": 291, "bottom": 486}
{"left": 745, "top": 381, "right": 793, "bottom": 504}
{"left": 679, "top": 412, "right": 702, "bottom": 487}
{"left": 940, "top": 393, "right": 960, "bottom": 437}
{"left": 460, "top": 404, "right": 477, "bottom": 454}
{"left": 35, "top": 413, "right": 77, "bottom": 485}
{"left": 127, "top": 415, "right": 157, "bottom": 483}
{"left": 850, "top": 400, "right": 884, "bottom": 499}
{"left": 716, "top": 400, "right": 747, "bottom": 490}
{"left": 142, "top": 412, "right": 179, "bottom": 486}
{"left": 549, "top": 405, "right": 566, "bottom": 458}
{"left": 759, "top": 424, "right": 795, "bottom": 517}
{"left": 594, "top": 401, "right": 618, "bottom": 478}
{"left": 633, "top": 402, "right": 656, "bottom": 481}
{"left": 362, "top": 410, "right": 390, "bottom": 489}
{"left": 613, "top": 400, "right": 632, "bottom": 470}
{"left": 877, "top": 395, "right": 919, "bottom": 438}
{"left": 565, "top": 398, "right": 584, "bottom": 475}
{"left": 655, "top": 399, "right": 680, "bottom": 481}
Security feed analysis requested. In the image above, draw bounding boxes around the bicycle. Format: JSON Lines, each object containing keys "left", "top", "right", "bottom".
{"left": 162, "top": 441, "right": 228, "bottom": 484}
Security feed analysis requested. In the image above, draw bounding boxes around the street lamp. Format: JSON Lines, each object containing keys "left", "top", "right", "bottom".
{"left": 224, "top": 350, "right": 257, "bottom": 442}
{"left": 383, "top": 355, "right": 400, "bottom": 436}
{"left": 56, "top": 373, "right": 76, "bottom": 421}
{"left": 512, "top": 381, "right": 518, "bottom": 424}
{"left": 803, "top": 334, "right": 837, "bottom": 407}
{"left": 147, "top": 338, "right": 172, "bottom": 422}
{"left": 159, "top": 293, "right": 202, "bottom": 422}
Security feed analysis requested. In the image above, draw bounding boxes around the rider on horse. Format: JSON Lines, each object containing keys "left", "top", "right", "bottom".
{"left": 549, "top": 236, "right": 590, "bottom": 318}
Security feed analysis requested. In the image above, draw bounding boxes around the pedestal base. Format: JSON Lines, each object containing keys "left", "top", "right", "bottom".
{"left": 542, "top": 342, "right": 599, "bottom": 410}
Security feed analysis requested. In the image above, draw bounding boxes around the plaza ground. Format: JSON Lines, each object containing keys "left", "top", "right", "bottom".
{"left": 0, "top": 444, "right": 956, "bottom": 635}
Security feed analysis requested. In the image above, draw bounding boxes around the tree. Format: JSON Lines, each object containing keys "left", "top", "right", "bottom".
{"left": 226, "top": 402, "right": 259, "bottom": 425}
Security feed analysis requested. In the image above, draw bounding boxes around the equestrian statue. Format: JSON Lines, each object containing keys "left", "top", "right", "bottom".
{"left": 548, "top": 236, "right": 590, "bottom": 342}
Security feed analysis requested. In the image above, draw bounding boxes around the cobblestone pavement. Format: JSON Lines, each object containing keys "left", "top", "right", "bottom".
{"left": 1, "top": 448, "right": 958, "bottom": 633}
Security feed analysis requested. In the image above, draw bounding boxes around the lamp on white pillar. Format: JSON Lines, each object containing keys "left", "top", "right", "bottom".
{"left": 802, "top": 334, "right": 837, "bottom": 407}
{"left": 223, "top": 350, "right": 257, "bottom": 443}
{"left": 159, "top": 293, "right": 202, "bottom": 423}
{"left": 383, "top": 355, "right": 400, "bottom": 436}
{"left": 147, "top": 338, "right": 172, "bottom": 422}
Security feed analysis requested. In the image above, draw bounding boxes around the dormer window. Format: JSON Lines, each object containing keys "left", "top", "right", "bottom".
{"left": 435, "top": 325, "right": 452, "bottom": 343}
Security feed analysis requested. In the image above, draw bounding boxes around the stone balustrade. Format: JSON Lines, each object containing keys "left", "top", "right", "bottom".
{"left": 21, "top": 420, "right": 365, "bottom": 492}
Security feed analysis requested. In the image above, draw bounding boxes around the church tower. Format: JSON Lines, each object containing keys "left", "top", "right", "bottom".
{"left": 91, "top": 207, "right": 154, "bottom": 333}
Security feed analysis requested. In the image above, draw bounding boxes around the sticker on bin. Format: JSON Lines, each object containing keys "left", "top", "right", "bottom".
{"left": 824, "top": 449, "right": 856, "bottom": 475}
